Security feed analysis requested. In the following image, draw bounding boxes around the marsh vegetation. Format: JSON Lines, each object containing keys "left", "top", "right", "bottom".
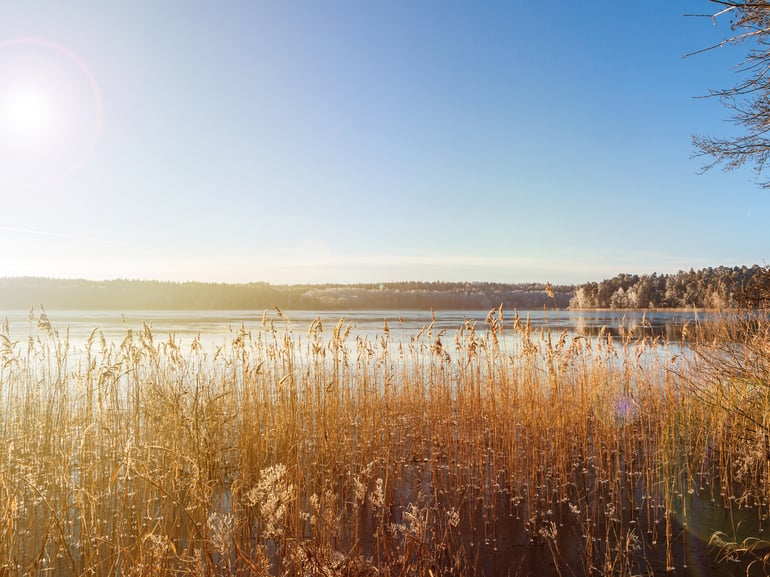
{"left": 0, "top": 307, "right": 769, "bottom": 576}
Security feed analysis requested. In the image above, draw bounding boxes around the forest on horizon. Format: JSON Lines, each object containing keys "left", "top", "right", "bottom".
{"left": 0, "top": 265, "right": 766, "bottom": 311}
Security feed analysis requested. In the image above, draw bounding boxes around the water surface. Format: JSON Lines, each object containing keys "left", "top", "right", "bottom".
{"left": 0, "top": 308, "right": 714, "bottom": 350}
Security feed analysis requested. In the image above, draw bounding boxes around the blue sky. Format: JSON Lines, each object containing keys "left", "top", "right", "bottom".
{"left": 0, "top": 1, "right": 767, "bottom": 284}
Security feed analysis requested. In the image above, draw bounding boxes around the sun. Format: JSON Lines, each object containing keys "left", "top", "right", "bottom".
{"left": 0, "top": 37, "right": 103, "bottom": 187}
{"left": 1, "top": 86, "right": 53, "bottom": 146}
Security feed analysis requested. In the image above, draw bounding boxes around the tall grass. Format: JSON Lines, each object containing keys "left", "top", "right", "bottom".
{"left": 0, "top": 308, "right": 766, "bottom": 576}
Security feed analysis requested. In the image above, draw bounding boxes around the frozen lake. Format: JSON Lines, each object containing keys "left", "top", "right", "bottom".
{"left": 0, "top": 308, "right": 716, "bottom": 351}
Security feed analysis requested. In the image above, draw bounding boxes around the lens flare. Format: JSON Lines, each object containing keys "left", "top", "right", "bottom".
{"left": 0, "top": 37, "right": 103, "bottom": 187}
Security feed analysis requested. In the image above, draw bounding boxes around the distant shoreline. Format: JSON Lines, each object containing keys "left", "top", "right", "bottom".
{"left": 0, "top": 266, "right": 766, "bottom": 312}
{"left": 0, "top": 277, "right": 573, "bottom": 311}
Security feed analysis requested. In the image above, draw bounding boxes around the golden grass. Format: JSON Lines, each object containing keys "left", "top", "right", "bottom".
{"left": 0, "top": 309, "right": 767, "bottom": 576}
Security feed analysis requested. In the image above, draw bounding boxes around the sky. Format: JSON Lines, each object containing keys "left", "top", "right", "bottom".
{"left": 0, "top": 0, "right": 768, "bottom": 285}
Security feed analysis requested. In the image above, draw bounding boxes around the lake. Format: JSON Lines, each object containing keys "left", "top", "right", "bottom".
{"left": 0, "top": 308, "right": 714, "bottom": 350}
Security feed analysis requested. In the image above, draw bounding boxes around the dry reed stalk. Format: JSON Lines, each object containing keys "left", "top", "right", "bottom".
{"left": 0, "top": 309, "right": 764, "bottom": 575}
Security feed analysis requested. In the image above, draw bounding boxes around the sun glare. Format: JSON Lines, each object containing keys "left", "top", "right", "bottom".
{"left": 0, "top": 37, "right": 102, "bottom": 187}
{"left": 2, "top": 87, "right": 52, "bottom": 145}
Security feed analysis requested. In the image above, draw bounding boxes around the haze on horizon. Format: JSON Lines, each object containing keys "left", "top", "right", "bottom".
{"left": 1, "top": 1, "right": 769, "bottom": 286}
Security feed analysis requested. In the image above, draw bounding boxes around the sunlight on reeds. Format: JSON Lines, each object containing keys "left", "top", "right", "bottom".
{"left": 0, "top": 308, "right": 767, "bottom": 576}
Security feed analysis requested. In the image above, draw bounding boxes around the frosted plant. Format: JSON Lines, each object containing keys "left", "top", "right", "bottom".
{"left": 353, "top": 476, "right": 367, "bottom": 505}
{"left": 285, "top": 541, "right": 346, "bottom": 576}
{"left": 369, "top": 478, "right": 384, "bottom": 509}
{"left": 625, "top": 528, "right": 641, "bottom": 554}
{"left": 538, "top": 521, "right": 558, "bottom": 541}
{"left": 247, "top": 463, "right": 294, "bottom": 541}
{"left": 207, "top": 512, "right": 234, "bottom": 555}
{"left": 734, "top": 437, "right": 765, "bottom": 484}
{"left": 144, "top": 533, "right": 173, "bottom": 558}
{"left": 319, "top": 489, "right": 340, "bottom": 535}
{"left": 446, "top": 507, "right": 460, "bottom": 529}
{"left": 307, "top": 492, "right": 319, "bottom": 527}
{"left": 132, "top": 532, "right": 176, "bottom": 576}
{"left": 402, "top": 503, "right": 427, "bottom": 538}
{"left": 299, "top": 507, "right": 315, "bottom": 527}
{"left": 305, "top": 489, "right": 340, "bottom": 536}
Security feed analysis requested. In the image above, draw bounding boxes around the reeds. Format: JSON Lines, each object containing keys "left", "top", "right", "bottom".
{"left": 0, "top": 309, "right": 765, "bottom": 576}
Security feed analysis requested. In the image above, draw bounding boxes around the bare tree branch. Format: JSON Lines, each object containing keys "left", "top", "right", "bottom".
{"left": 689, "top": 1, "right": 770, "bottom": 186}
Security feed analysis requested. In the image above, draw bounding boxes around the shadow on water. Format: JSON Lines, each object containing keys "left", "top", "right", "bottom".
{"left": 173, "top": 459, "right": 770, "bottom": 577}
{"left": 353, "top": 465, "right": 769, "bottom": 576}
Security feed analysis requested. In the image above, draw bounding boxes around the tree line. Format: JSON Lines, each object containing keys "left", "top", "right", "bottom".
{"left": 0, "top": 278, "right": 573, "bottom": 311}
{"left": 2, "top": 268, "right": 765, "bottom": 311}
{"left": 570, "top": 265, "right": 767, "bottom": 309}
